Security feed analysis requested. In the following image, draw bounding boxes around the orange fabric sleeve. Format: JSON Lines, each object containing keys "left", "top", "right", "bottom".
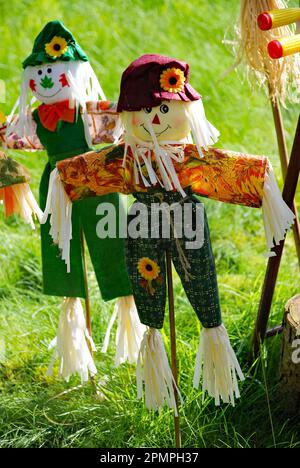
{"left": 56, "top": 145, "right": 131, "bottom": 202}
{"left": 178, "top": 146, "right": 268, "bottom": 208}
{"left": 57, "top": 143, "right": 268, "bottom": 209}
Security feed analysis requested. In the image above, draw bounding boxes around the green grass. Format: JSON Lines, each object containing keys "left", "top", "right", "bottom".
{"left": 0, "top": 0, "right": 299, "bottom": 448}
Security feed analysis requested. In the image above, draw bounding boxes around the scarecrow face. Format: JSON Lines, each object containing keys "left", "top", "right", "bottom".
{"left": 130, "top": 100, "right": 190, "bottom": 142}
{"left": 27, "top": 62, "right": 72, "bottom": 104}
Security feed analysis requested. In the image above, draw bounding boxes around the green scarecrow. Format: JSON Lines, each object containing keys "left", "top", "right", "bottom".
{"left": 6, "top": 21, "right": 144, "bottom": 383}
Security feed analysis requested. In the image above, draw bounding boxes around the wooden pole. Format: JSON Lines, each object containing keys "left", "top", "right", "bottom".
{"left": 268, "top": 86, "right": 300, "bottom": 269}
{"left": 80, "top": 228, "right": 102, "bottom": 396}
{"left": 80, "top": 228, "right": 92, "bottom": 345}
{"left": 251, "top": 115, "right": 300, "bottom": 360}
{"left": 166, "top": 250, "right": 181, "bottom": 449}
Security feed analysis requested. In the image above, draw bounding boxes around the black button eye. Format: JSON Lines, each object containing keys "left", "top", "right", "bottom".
{"left": 38, "top": 70, "right": 43, "bottom": 76}
{"left": 144, "top": 107, "right": 152, "bottom": 114}
{"left": 47, "top": 68, "right": 52, "bottom": 74}
{"left": 160, "top": 104, "right": 169, "bottom": 114}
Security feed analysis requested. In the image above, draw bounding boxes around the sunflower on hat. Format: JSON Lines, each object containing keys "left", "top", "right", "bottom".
{"left": 160, "top": 67, "right": 186, "bottom": 93}
{"left": 45, "top": 36, "right": 68, "bottom": 59}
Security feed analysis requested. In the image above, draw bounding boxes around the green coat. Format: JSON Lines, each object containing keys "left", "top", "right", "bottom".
{"left": 33, "top": 108, "right": 132, "bottom": 300}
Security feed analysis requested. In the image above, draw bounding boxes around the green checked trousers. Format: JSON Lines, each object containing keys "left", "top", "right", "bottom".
{"left": 125, "top": 189, "right": 222, "bottom": 329}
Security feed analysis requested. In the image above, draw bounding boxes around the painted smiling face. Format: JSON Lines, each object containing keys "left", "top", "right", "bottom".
{"left": 130, "top": 100, "right": 191, "bottom": 142}
{"left": 27, "top": 62, "right": 72, "bottom": 104}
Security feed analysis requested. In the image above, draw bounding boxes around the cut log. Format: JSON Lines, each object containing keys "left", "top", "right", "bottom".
{"left": 279, "top": 294, "right": 300, "bottom": 413}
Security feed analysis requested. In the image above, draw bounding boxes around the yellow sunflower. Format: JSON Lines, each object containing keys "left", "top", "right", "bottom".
{"left": 159, "top": 68, "right": 186, "bottom": 93}
{"left": 138, "top": 257, "right": 160, "bottom": 281}
{"left": 45, "top": 36, "right": 68, "bottom": 59}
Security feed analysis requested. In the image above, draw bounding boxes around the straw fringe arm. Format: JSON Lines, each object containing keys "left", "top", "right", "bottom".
{"left": 0, "top": 101, "right": 120, "bottom": 150}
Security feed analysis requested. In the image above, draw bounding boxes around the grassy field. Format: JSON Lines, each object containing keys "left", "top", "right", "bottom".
{"left": 0, "top": 0, "right": 299, "bottom": 448}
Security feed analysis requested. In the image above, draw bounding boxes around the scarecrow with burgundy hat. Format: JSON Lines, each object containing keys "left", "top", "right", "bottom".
{"left": 43, "top": 54, "right": 294, "bottom": 410}
{"left": 5, "top": 21, "right": 145, "bottom": 383}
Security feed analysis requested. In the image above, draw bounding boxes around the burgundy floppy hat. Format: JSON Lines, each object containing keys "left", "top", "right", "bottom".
{"left": 117, "top": 54, "right": 201, "bottom": 112}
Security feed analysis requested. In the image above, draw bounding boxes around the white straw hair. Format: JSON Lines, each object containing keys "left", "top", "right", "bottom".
{"left": 65, "top": 61, "right": 106, "bottom": 146}
{"left": 184, "top": 100, "right": 220, "bottom": 156}
{"left": 6, "top": 60, "right": 106, "bottom": 146}
{"left": 6, "top": 67, "right": 36, "bottom": 140}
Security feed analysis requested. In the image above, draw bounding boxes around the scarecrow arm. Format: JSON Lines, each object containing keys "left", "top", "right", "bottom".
{"left": 179, "top": 145, "right": 295, "bottom": 253}
{"left": 0, "top": 100, "right": 120, "bottom": 149}
{"left": 86, "top": 101, "right": 121, "bottom": 144}
{"left": 179, "top": 145, "right": 268, "bottom": 208}
{"left": 56, "top": 145, "right": 130, "bottom": 201}
{"left": 0, "top": 118, "right": 43, "bottom": 151}
{"left": 54, "top": 143, "right": 294, "bottom": 255}
{"left": 56, "top": 143, "right": 269, "bottom": 208}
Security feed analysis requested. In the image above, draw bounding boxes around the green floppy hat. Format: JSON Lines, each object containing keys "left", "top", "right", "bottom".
{"left": 22, "top": 20, "right": 88, "bottom": 69}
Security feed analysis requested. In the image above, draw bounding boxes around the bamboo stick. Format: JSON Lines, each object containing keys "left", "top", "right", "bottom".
{"left": 166, "top": 251, "right": 181, "bottom": 449}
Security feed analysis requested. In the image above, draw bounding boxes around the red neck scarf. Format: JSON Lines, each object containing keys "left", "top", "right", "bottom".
{"left": 38, "top": 100, "right": 75, "bottom": 132}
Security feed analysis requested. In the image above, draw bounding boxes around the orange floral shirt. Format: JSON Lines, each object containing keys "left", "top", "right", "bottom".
{"left": 56, "top": 144, "right": 268, "bottom": 209}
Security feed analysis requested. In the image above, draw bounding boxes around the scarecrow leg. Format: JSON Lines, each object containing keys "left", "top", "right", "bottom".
{"left": 251, "top": 115, "right": 300, "bottom": 361}
{"left": 166, "top": 251, "right": 181, "bottom": 449}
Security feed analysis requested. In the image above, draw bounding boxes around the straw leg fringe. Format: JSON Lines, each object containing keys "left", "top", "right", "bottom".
{"left": 102, "top": 295, "right": 146, "bottom": 366}
{"left": 47, "top": 297, "right": 97, "bottom": 383}
{"left": 136, "top": 328, "right": 182, "bottom": 415}
{"left": 193, "top": 324, "right": 244, "bottom": 407}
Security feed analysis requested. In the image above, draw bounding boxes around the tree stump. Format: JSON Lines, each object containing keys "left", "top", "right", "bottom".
{"left": 279, "top": 294, "right": 300, "bottom": 413}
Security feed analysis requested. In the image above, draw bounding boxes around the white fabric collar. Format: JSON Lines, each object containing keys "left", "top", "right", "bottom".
{"left": 123, "top": 139, "right": 188, "bottom": 196}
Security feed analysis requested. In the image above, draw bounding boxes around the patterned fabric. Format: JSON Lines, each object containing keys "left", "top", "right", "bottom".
{"left": 0, "top": 122, "right": 43, "bottom": 150}
{"left": 0, "top": 151, "right": 30, "bottom": 188}
{"left": 56, "top": 143, "right": 268, "bottom": 208}
{"left": 0, "top": 101, "right": 119, "bottom": 150}
{"left": 86, "top": 101, "right": 119, "bottom": 145}
{"left": 126, "top": 190, "right": 221, "bottom": 329}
